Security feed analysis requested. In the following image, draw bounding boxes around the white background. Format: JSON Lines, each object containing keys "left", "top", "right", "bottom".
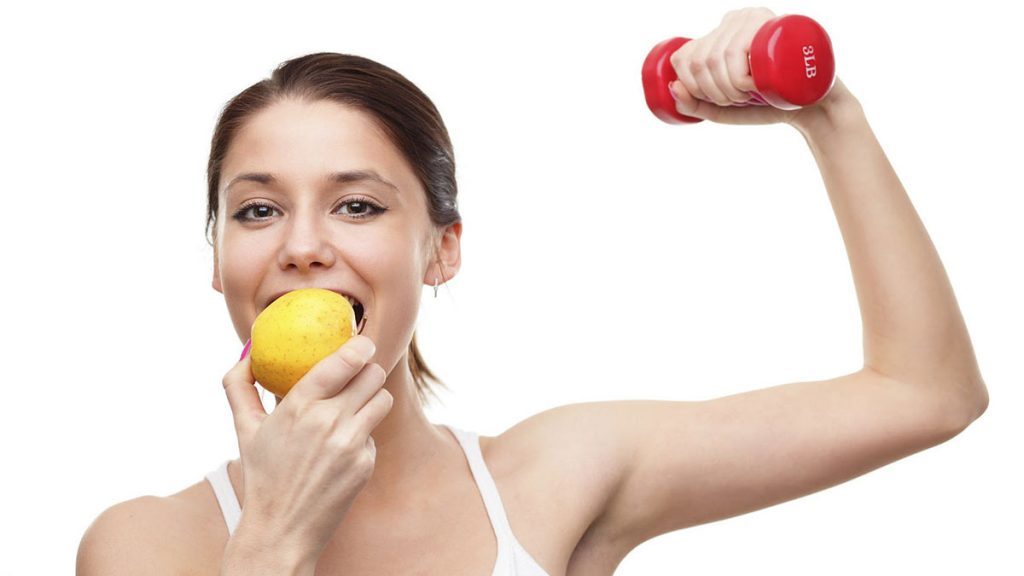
{"left": 2, "top": 0, "right": 1020, "bottom": 574}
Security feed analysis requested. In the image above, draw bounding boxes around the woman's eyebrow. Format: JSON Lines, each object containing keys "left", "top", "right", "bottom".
{"left": 224, "top": 169, "right": 400, "bottom": 197}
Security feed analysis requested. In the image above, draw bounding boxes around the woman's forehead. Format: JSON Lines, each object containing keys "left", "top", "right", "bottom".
{"left": 228, "top": 100, "right": 394, "bottom": 166}
{"left": 220, "top": 100, "right": 412, "bottom": 197}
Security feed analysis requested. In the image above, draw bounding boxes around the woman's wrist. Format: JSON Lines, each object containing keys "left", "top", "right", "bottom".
{"left": 786, "top": 77, "right": 866, "bottom": 141}
{"left": 221, "top": 519, "right": 319, "bottom": 576}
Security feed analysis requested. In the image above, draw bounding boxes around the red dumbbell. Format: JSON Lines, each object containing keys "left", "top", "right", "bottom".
{"left": 642, "top": 14, "right": 836, "bottom": 124}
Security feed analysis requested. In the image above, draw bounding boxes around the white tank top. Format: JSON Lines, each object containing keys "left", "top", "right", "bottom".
{"left": 205, "top": 423, "right": 550, "bottom": 575}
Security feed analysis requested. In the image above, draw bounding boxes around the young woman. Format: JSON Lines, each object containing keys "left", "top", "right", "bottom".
{"left": 78, "top": 7, "right": 988, "bottom": 576}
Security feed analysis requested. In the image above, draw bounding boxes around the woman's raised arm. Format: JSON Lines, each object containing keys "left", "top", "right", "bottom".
{"left": 511, "top": 80, "right": 989, "bottom": 564}
{"left": 502, "top": 8, "right": 989, "bottom": 563}
{"left": 789, "top": 81, "right": 987, "bottom": 406}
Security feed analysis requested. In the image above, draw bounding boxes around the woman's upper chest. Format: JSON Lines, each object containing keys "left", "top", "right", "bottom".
{"left": 190, "top": 430, "right": 616, "bottom": 575}
{"left": 311, "top": 433, "right": 593, "bottom": 575}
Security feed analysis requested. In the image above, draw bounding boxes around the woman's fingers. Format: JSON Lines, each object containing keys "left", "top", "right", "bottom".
{"left": 222, "top": 353, "right": 268, "bottom": 441}
{"left": 695, "top": 30, "right": 744, "bottom": 106}
{"left": 672, "top": 40, "right": 708, "bottom": 103}
{"left": 281, "top": 335, "right": 378, "bottom": 408}
{"left": 318, "top": 358, "right": 393, "bottom": 440}
{"left": 669, "top": 79, "right": 712, "bottom": 119}
{"left": 672, "top": 7, "right": 777, "bottom": 107}
{"left": 711, "top": 30, "right": 756, "bottom": 103}
{"left": 355, "top": 387, "right": 393, "bottom": 444}
{"left": 324, "top": 362, "right": 388, "bottom": 424}
{"left": 726, "top": 21, "right": 762, "bottom": 96}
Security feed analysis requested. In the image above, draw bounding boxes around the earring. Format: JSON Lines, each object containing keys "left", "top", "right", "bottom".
{"left": 433, "top": 277, "right": 439, "bottom": 298}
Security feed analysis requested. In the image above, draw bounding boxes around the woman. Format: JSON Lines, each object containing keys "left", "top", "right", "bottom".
{"left": 77, "top": 7, "right": 988, "bottom": 575}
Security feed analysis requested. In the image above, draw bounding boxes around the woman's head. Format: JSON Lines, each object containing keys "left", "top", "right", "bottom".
{"left": 205, "top": 52, "right": 462, "bottom": 408}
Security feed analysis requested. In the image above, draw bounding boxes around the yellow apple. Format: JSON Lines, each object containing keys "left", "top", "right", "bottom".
{"left": 250, "top": 288, "right": 357, "bottom": 398}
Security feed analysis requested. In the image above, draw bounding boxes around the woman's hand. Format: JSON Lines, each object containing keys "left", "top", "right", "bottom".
{"left": 221, "top": 335, "right": 393, "bottom": 563}
{"left": 668, "top": 7, "right": 856, "bottom": 127}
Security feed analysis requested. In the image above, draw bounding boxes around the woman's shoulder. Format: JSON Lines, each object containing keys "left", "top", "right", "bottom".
{"left": 78, "top": 481, "right": 226, "bottom": 575}
{"left": 487, "top": 402, "right": 633, "bottom": 488}
{"left": 77, "top": 496, "right": 183, "bottom": 574}
{"left": 484, "top": 403, "right": 632, "bottom": 502}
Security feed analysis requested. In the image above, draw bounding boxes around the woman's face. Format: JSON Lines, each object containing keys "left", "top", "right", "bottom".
{"left": 212, "top": 98, "right": 456, "bottom": 373}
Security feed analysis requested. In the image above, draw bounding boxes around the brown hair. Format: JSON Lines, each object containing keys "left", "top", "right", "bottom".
{"left": 204, "top": 52, "right": 461, "bottom": 408}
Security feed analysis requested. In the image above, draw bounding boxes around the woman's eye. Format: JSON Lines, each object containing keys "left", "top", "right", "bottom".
{"left": 231, "top": 202, "right": 279, "bottom": 222}
{"left": 231, "top": 198, "right": 386, "bottom": 223}
{"left": 336, "top": 198, "right": 386, "bottom": 219}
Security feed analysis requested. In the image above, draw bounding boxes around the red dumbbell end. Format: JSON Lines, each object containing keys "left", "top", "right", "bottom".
{"left": 641, "top": 36, "right": 703, "bottom": 124}
{"left": 749, "top": 14, "right": 835, "bottom": 110}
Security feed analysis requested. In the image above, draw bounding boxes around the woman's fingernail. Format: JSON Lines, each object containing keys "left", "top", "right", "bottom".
{"left": 668, "top": 81, "right": 681, "bottom": 103}
{"left": 239, "top": 338, "right": 252, "bottom": 361}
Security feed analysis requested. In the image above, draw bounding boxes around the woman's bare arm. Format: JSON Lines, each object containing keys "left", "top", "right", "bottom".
{"left": 792, "top": 79, "right": 988, "bottom": 411}
{"left": 501, "top": 78, "right": 989, "bottom": 558}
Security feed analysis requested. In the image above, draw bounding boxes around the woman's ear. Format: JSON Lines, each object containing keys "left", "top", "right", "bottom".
{"left": 426, "top": 222, "right": 462, "bottom": 285}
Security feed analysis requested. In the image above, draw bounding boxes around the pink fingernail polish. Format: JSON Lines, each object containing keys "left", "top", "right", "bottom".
{"left": 668, "top": 82, "right": 681, "bottom": 103}
{"left": 239, "top": 339, "right": 252, "bottom": 361}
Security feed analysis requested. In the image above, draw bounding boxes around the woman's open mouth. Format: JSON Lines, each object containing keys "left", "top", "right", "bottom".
{"left": 354, "top": 301, "right": 367, "bottom": 335}
{"left": 335, "top": 292, "right": 367, "bottom": 335}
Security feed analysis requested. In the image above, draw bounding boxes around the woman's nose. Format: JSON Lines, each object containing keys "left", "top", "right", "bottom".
{"left": 277, "top": 214, "right": 336, "bottom": 272}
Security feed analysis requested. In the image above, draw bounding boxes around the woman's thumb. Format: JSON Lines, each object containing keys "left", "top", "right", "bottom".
{"left": 222, "top": 339, "right": 267, "bottom": 439}
{"left": 669, "top": 80, "right": 712, "bottom": 121}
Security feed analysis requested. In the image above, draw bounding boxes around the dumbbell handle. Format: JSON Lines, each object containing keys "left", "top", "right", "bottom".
{"left": 642, "top": 14, "right": 836, "bottom": 124}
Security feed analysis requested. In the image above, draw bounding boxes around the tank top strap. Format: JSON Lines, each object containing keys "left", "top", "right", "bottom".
{"left": 205, "top": 459, "right": 241, "bottom": 537}
{"left": 442, "top": 424, "right": 517, "bottom": 575}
